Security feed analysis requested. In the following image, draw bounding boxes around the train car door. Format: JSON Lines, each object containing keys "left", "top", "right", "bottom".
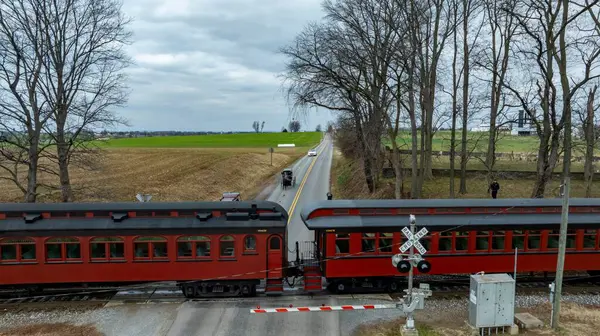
{"left": 266, "top": 235, "right": 283, "bottom": 279}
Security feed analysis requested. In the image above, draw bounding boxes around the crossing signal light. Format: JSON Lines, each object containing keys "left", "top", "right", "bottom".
{"left": 416, "top": 260, "right": 431, "bottom": 274}
{"left": 396, "top": 260, "right": 411, "bottom": 273}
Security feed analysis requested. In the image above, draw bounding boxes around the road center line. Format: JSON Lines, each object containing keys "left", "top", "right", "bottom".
{"left": 287, "top": 141, "right": 328, "bottom": 221}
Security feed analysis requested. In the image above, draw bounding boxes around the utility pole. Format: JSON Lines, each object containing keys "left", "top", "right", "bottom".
{"left": 552, "top": 177, "right": 570, "bottom": 329}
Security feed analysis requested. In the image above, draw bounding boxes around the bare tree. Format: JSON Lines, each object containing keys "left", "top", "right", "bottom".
{"left": 473, "top": 0, "right": 518, "bottom": 181}
{"left": 448, "top": 0, "right": 462, "bottom": 198}
{"left": 581, "top": 85, "right": 598, "bottom": 197}
{"left": 289, "top": 120, "right": 301, "bottom": 132}
{"left": 416, "top": 0, "right": 454, "bottom": 182}
{"left": 252, "top": 121, "right": 260, "bottom": 133}
{"left": 261, "top": 121, "right": 265, "bottom": 132}
{"left": 36, "top": 0, "right": 132, "bottom": 202}
{"left": 505, "top": 0, "right": 600, "bottom": 197}
{"left": 457, "top": 0, "right": 484, "bottom": 194}
{"left": 315, "top": 124, "right": 322, "bottom": 132}
{"left": 0, "top": 0, "right": 55, "bottom": 202}
{"left": 281, "top": 0, "right": 394, "bottom": 193}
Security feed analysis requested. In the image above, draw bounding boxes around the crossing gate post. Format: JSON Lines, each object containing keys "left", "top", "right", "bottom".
{"left": 250, "top": 215, "right": 433, "bottom": 336}
{"left": 392, "top": 214, "right": 432, "bottom": 335}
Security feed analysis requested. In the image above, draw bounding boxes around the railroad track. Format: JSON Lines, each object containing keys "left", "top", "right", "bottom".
{"left": 1, "top": 275, "right": 599, "bottom": 312}
{"left": 0, "top": 292, "right": 117, "bottom": 313}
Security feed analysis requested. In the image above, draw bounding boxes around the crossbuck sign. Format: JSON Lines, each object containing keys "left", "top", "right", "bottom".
{"left": 400, "top": 227, "right": 428, "bottom": 255}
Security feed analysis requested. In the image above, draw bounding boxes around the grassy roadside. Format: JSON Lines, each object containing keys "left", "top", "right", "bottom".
{"left": 332, "top": 150, "right": 600, "bottom": 199}
{"left": 352, "top": 302, "right": 600, "bottom": 336}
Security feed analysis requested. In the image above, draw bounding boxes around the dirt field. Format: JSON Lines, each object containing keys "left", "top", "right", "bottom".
{"left": 353, "top": 302, "right": 600, "bottom": 336}
{"left": 0, "top": 147, "right": 304, "bottom": 203}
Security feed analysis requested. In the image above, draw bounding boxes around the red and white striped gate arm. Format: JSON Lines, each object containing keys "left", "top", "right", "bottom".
{"left": 250, "top": 303, "right": 397, "bottom": 313}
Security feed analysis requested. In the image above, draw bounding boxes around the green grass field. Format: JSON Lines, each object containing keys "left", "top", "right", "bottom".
{"left": 388, "top": 130, "right": 541, "bottom": 153}
{"left": 99, "top": 132, "right": 322, "bottom": 148}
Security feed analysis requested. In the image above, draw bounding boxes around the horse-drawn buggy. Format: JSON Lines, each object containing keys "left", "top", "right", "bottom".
{"left": 281, "top": 168, "right": 296, "bottom": 189}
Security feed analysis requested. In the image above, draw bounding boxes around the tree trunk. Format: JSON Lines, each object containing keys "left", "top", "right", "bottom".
{"left": 418, "top": 101, "right": 427, "bottom": 193}
{"left": 423, "top": 90, "right": 434, "bottom": 179}
{"left": 56, "top": 116, "right": 74, "bottom": 202}
{"left": 391, "top": 147, "right": 402, "bottom": 199}
{"left": 459, "top": 111, "right": 468, "bottom": 194}
{"left": 25, "top": 140, "right": 39, "bottom": 203}
{"left": 408, "top": 68, "right": 420, "bottom": 198}
{"left": 486, "top": 111, "right": 497, "bottom": 181}
{"left": 459, "top": 0, "right": 469, "bottom": 195}
{"left": 531, "top": 131, "right": 560, "bottom": 198}
{"left": 584, "top": 86, "right": 597, "bottom": 197}
{"left": 450, "top": 3, "right": 459, "bottom": 199}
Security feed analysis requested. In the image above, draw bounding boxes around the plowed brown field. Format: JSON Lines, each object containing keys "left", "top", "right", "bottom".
{"left": 0, "top": 148, "right": 303, "bottom": 202}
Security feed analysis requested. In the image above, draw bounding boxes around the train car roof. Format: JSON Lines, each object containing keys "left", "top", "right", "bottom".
{"left": 0, "top": 200, "right": 286, "bottom": 214}
{"left": 302, "top": 198, "right": 600, "bottom": 213}
{"left": 300, "top": 199, "right": 600, "bottom": 231}
{"left": 0, "top": 201, "right": 287, "bottom": 236}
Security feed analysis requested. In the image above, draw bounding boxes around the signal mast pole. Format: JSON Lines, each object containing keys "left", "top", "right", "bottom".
{"left": 405, "top": 215, "right": 416, "bottom": 328}
{"left": 552, "top": 177, "right": 570, "bottom": 329}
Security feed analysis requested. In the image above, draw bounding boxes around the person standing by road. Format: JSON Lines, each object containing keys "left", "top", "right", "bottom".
{"left": 488, "top": 180, "right": 500, "bottom": 199}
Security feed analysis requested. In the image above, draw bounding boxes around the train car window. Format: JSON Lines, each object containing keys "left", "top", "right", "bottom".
{"left": 583, "top": 230, "right": 598, "bottom": 249}
{"left": 438, "top": 232, "right": 452, "bottom": 252}
{"left": 541, "top": 207, "right": 559, "bottom": 213}
{"left": 133, "top": 236, "right": 168, "bottom": 260}
{"left": 269, "top": 237, "right": 281, "bottom": 250}
{"left": 512, "top": 230, "right": 525, "bottom": 250}
{"left": 455, "top": 232, "right": 469, "bottom": 251}
{"left": 547, "top": 230, "right": 577, "bottom": 250}
{"left": 335, "top": 234, "right": 350, "bottom": 254}
{"left": 177, "top": 236, "right": 211, "bottom": 259}
{"left": 45, "top": 238, "right": 81, "bottom": 262}
{"left": 244, "top": 236, "right": 257, "bottom": 251}
{"left": 379, "top": 233, "right": 394, "bottom": 253}
{"left": 492, "top": 231, "right": 506, "bottom": 251}
{"left": 361, "top": 233, "right": 376, "bottom": 253}
{"left": 5, "top": 212, "right": 23, "bottom": 218}
{"left": 90, "top": 237, "right": 125, "bottom": 261}
{"left": 219, "top": 235, "right": 235, "bottom": 258}
{"left": 475, "top": 231, "right": 490, "bottom": 252}
{"left": 154, "top": 211, "right": 171, "bottom": 217}
{"left": 0, "top": 238, "right": 36, "bottom": 262}
{"left": 526, "top": 231, "right": 541, "bottom": 250}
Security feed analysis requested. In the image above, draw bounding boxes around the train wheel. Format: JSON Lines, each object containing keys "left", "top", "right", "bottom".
{"left": 387, "top": 282, "right": 399, "bottom": 293}
{"left": 336, "top": 282, "right": 347, "bottom": 294}
{"left": 182, "top": 284, "right": 195, "bottom": 298}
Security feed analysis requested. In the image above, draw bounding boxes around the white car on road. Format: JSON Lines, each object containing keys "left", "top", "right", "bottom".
{"left": 308, "top": 149, "right": 317, "bottom": 157}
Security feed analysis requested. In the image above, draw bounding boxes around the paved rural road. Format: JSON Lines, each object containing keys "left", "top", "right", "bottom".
{"left": 160, "top": 136, "right": 348, "bottom": 336}
{"left": 266, "top": 134, "right": 333, "bottom": 261}
{"left": 163, "top": 294, "right": 402, "bottom": 336}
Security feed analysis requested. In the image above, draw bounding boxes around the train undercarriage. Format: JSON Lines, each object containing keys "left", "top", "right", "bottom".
{"left": 178, "top": 280, "right": 260, "bottom": 298}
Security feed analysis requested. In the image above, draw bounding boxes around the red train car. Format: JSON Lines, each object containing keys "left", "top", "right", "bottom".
{"left": 0, "top": 201, "right": 288, "bottom": 297}
{"left": 300, "top": 199, "right": 600, "bottom": 293}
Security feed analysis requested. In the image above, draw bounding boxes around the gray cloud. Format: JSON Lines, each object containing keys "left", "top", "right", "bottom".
{"left": 117, "top": 0, "right": 332, "bottom": 132}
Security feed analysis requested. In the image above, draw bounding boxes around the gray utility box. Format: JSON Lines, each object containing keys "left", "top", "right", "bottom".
{"left": 468, "top": 273, "right": 515, "bottom": 328}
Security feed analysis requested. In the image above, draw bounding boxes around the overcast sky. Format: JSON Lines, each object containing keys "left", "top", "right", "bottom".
{"left": 118, "top": 0, "right": 332, "bottom": 132}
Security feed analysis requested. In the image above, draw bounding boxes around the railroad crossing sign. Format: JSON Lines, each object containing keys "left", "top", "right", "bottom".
{"left": 400, "top": 226, "right": 428, "bottom": 255}
{"left": 135, "top": 193, "right": 152, "bottom": 202}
